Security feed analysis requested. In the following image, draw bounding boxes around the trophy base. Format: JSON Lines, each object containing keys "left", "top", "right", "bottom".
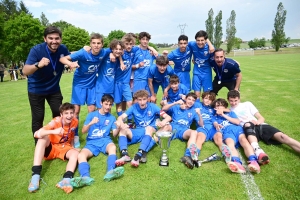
{"left": 159, "top": 160, "right": 169, "bottom": 167}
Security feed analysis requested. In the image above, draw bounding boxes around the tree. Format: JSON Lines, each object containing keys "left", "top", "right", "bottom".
{"left": 271, "top": 2, "right": 287, "bottom": 51}
{"left": 0, "top": 11, "right": 4, "bottom": 54}
{"left": 233, "top": 37, "right": 242, "bottom": 49}
{"left": 284, "top": 36, "right": 290, "bottom": 44}
{"left": 214, "top": 10, "right": 223, "bottom": 48}
{"left": 248, "top": 37, "right": 266, "bottom": 48}
{"left": 2, "top": 12, "right": 44, "bottom": 63}
{"left": 40, "top": 12, "right": 49, "bottom": 27}
{"left": 107, "top": 30, "right": 126, "bottom": 43}
{"left": 62, "top": 26, "right": 90, "bottom": 52}
{"left": 18, "top": 1, "right": 31, "bottom": 15}
{"left": 226, "top": 10, "right": 236, "bottom": 53}
{"left": 51, "top": 20, "right": 74, "bottom": 32}
{"left": 0, "top": 0, "right": 18, "bottom": 20}
{"left": 205, "top": 8, "right": 214, "bottom": 43}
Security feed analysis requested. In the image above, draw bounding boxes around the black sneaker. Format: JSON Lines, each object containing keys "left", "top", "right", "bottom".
{"left": 180, "top": 156, "right": 194, "bottom": 169}
{"left": 140, "top": 151, "right": 147, "bottom": 163}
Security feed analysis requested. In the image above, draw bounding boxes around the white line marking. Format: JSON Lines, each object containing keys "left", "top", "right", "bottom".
{"left": 238, "top": 149, "right": 264, "bottom": 200}
{"left": 243, "top": 79, "right": 300, "bottom": 82}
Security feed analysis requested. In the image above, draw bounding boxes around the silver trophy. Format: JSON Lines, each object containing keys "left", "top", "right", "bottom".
{"left": 155, "top": 131, "right": 173, "bottom": 167}
{"left": 197, "top": 153, "right": 221, "bottom": 167}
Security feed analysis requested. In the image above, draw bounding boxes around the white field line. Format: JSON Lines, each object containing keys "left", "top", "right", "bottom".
{"left": 238, "top": 149, "right": 264, "bottom": 200}
{"left": 243, "top": 79, "right": 300, "bottom": 82}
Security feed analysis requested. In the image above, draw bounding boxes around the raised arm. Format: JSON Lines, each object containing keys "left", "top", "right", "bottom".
{"left": 206, "top": 39, "right": 215, "bottom": 53}
{"left": 82, "top": 117, "right": 99, "bottom": 133}
{"left": 23, "top": 57, "right": 50, "bottom": 76}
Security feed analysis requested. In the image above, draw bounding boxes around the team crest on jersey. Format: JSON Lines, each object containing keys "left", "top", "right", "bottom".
{"left": 147, "top": 111, "right": 152, "bottom": 116}
{"left": 99, "top": 57, "right": 103, "bottom": 60}
{"left": 104, "top": 120, "right": 110, "bottom": 125}
{"left": 224, "top": 69, "right": 228, "bottom": 73}
{"left": 204, "top": 51, "right": 208, "bottom": 56}
{"left": 209, "top": 109, "right": 213, "bottom": 113}
{"left": 188, "top": 112, "right": 192, "bottom": 118}
{"left": 60, "top": 54, "right": 64, "bottom": 58}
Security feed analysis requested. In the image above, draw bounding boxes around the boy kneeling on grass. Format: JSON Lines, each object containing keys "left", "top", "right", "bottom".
{"left": 28, "top": 103, "right": 79, "bottom": 194}
{"left": 211, "top": 98, "right": 260, "bottom": 174}
{"left": 70, "top": 94, "right": 124, "bottom": 188}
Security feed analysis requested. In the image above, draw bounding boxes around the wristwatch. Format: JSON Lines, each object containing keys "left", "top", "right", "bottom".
{"left": 35, "top": 62, "right": 40, "bottom": 69}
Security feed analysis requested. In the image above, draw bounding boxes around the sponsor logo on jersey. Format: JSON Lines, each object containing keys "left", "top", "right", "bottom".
{"left": 88, "top": 65, "right": 97, "bottom": 73}
{"left": 177, "top": 119, "right": 189, "bottom": 126}
{"left": 91, "top": 129, "right": 106, "bottom": 137}
{"left": 139, "top": 120, "right": 151, "bottom": 127}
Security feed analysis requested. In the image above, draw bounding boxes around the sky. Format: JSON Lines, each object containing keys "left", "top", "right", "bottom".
{"left": 19, "top": 0, "right": 300, "bottom": 44}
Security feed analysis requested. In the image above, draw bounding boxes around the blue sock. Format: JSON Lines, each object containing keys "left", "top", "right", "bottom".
{"left": 117, "top": 111, "right": 123, "bottom": 116}
{"left": 197, "top": 148, "right": 200, "bottom": 156}
{"left": 139, "top": 135, "right": 152, "bottom": 151}
{"left": 118, "top": 136, "right": 128, "bottom": 151}
{"left": 75, "top": 116, "right": 79, "bottom": 136}
{"left": 78, "top": 162, "right": 90, "bottom": 177}
{"left": 107, "top": 154, "right": 117, "bottom": 172}
{"left": 184, "top": 148, "right": 191, "bottom": 157}
{"left": 248, "top": 155, "right": 257, "bottom": 161}
{"left": 145, "top": 138, "right": 156, "bottom": 152}
{"left": 232, "top": 156, "right": 242, "bottom": 164}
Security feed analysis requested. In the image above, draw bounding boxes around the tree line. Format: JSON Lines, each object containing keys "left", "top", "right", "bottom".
{"left": 0, "top": 0, "right": 289, "bottom": 65}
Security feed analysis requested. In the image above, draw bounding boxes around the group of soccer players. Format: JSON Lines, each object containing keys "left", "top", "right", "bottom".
{"left": 28, "top": 28, "right": 300, "bottom": 194}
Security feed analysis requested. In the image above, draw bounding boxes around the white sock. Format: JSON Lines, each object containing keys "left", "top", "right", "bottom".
{"left": 251, "top": 142, "right": 265, "bottom": 157}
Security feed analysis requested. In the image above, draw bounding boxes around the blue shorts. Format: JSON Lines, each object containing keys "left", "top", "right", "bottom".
{"left": 84, "top": 138, "right": 113, "bottom": 156}
{"left": 71, "top": 85, "right": 96, "bottom": 106}
{"left": 114, "top": 82, "right": 132, "bottom": 104}
{"left": 192, "top": 73, "right": 212, "bottom": 92}
{"left": 223, "top": 125, "right": 244, "bottom": 148}
{"left": 133, "top": 80, "right": 150, "bottom": 94}
{"left": 196, "top": 124, "right": 213, "bottom": 141}
{"left": 171, "top": 123, "right": 189, "bottom": 141}
{"left": 96, "top": 92, "right": 114, "bottom": 108}
{"left": 127, "top": 127, "right": 145, "bottom": 145}
{"left": 176, "top": 71, "right": 191, "bottom": 91}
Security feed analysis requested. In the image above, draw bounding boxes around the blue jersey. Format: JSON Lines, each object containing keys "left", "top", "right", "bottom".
{"left": 167, "top": 47, "right": 192, "bottom": 72}
{"left": 71, "top": 48, "right": 110, "bottom": 88}
{"left": 167, "top": 83, "right": 189, "bottom": 103}
{"left": 134, "top": 48, "right": 156, "bottom": 80}
{"left": 168, "top": 104, "right": 199, "bottom": 128}
{"left": 125, "top": 102, "right": 161, "bottom": 128}
{"left": 210, "top": 57, "right": 241, "bottom": 82}
{"left": 25, "top": 42, "right": 69, "bottom": 94}
{"left": 148, "top": 64, "right": 174, "bottom": 89}
{"left": 188, "top": 41, "right": 213, "bottom": 75}
{"left": 212, "top": 111, "right": 238, "bottom": 128}
{"left": 115, "top": 46, "right": 143, "bottom": 83}
{"left": 96, "top": 55, "right": 119, "bottom": 93}
{"left": 198, "top": 102, "right": 215, "bottom": 126}
{"left": 84, "top": 110, "right": 116, "bottom": 144}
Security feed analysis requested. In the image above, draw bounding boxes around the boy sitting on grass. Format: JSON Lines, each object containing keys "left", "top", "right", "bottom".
{"left": 71, "top": 94, "right": 124, "bottom": 188}
{"left": 28, "top": 103, "right": 79, "bottom": 194}
{"left": 162, "top": 92, "right": 203, "bottom": 169}
{"left": 211, "top": 98, "right": 260, "bottom": 174}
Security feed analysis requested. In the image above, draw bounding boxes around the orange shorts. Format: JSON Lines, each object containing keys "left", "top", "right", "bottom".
{"left": 44, "top": 143, "right": 73, "bottom": 161}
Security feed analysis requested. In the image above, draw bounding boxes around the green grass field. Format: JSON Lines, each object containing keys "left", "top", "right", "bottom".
{"left": 0, "top": 50, "right": 300, "bottom": 200}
